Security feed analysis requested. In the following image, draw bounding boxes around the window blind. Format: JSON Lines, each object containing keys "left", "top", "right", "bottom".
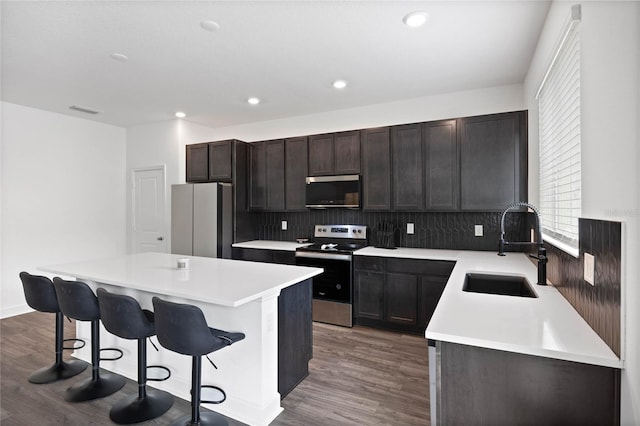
{"left": 537, "top": 5, "right": 582, "bottom": 255}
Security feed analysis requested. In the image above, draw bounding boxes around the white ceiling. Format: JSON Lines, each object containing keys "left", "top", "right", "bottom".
{"left": 1, "top": 1, "right": 551, "bottom": 129}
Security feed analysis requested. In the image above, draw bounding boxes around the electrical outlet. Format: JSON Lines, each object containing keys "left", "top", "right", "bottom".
{"left": 281, "top": 220, "right": 287, "bottom": 231}
{"left": 474, "top": 225, "right": 483, "bottom": 237}
{"left": 584, "top": 253, "right": 595, "bottom": 285}
{"left": 407, "top": 223, "right": 415, "bottom": 235}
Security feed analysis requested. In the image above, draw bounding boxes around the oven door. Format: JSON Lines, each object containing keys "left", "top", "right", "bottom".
{"left": 295, "top": 252, "right": 352, "bottom": 303}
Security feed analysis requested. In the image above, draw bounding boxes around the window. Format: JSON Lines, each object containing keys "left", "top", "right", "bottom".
{"left": 537, "top": 5, "right": 582, "bottom": 256}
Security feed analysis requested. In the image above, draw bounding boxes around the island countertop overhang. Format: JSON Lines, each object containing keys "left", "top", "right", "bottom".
{"left": 39, "top": 252, "right": 323, "bottom": 307}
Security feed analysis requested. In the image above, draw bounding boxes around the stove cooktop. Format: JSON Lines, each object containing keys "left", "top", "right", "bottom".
{"left": 296, "top": 225, "right": 368, "bottom": 254}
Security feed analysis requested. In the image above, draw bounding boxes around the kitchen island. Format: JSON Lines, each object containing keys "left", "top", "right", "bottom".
{"left": 40, "top": 252, "right": 323, "bottom": 426}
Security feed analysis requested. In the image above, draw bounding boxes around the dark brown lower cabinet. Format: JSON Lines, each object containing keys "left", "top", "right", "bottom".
{"left": 385, "top": 272, "right": 418, "bottom": 325}
{"left": 354, "top": 256, "right": 454, "bottom": 334}
{"left": 354, "top": 271, "right": 385, "bottom": 321}
{"left": 231, "top": 247, "right": 295, "bottom": 265}
{"left": 437, "top": 341, "right": 620, "bottom": 426}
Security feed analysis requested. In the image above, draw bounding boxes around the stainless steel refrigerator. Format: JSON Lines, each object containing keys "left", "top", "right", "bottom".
{"left": 171, "top": 182, "right": 233, "bottom": 258}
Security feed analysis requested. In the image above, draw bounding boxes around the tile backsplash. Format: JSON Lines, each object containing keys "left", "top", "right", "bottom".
{"left": 256, "top": 210, "right": 532, "bottom": 252}
{"left": 544, "top": 218, "right": 622, "bottom": 357}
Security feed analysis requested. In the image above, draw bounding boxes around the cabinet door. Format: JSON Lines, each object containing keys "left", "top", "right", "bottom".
{"left": 186, "top": 143, "right": 209, "bottom": 182}
{"left": 392, "top": 124, "right": 423, "bottom": 210}
{"left": 386, "top": 272, "right": 418, "bottom": 325}
{"left": 424, "top": 120, "right": 459, "bottom": 210}
{"left": 249, "top": 142, "right": 267, "bottom": 210}
{"left": 334, "top": 131, "right": 360, "bottom": 174}
{"left": 459, "top": 111, "right": 527, "bottom": 211}
{"left": 361, "top": 127, "right": 391, "bottom": 210}
{"left": 354, "top": 271, "right": 385, "bottom": 320}
{"left": 208, "top": 140, "right": 232, "bottom": 181}
{"left": 418, "top": 275, "right": 448, "bottom": 328}
{"left": 285, "top": 137, "right": 308, "bottom": 211}
{"left": 265, "top": 140, "right": 285, "bottom": 211}
{"left": 308, "top": 134, "right": 334, "bottom": 176}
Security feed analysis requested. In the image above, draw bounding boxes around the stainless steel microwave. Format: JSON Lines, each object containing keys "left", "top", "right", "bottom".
{"left": 305, "top": 175, "right": 361, "bottom": 208}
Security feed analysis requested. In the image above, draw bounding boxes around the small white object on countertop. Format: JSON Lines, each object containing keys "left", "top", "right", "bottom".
{"left": 232, "top": 240, "right": 312, "bottom": 251}
{"left": 354, "top": 247, "right": 622, "bottom": 369}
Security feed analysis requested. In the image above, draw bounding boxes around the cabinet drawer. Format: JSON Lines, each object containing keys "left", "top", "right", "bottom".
{"left": 386, "top": 258, "right": 455, "bottom": 276}
{"left": 354, "top": 256, "right": 385, "bottom": 272}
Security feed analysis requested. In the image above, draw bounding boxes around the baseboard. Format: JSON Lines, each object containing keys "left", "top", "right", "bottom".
{"left": 1, "top": 304, "right": 32, "bottom": 319}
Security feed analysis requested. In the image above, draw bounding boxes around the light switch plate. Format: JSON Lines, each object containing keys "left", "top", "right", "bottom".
{"left": 281, "top": 220, "right": 287, "bottom": 231}
{"left": 407, "top": 223, "right": 415, "bottom": 235}
{"left": 584, "top": 252, "right": 595, "bottom": 285}
{"left": 474, "top": 225, "right": 483, "bottom": 237}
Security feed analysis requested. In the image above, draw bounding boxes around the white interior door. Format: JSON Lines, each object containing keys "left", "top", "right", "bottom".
{"left": 132, "top": 166, "right": 166, "bottom": 253}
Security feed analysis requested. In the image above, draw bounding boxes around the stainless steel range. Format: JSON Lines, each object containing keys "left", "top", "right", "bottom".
{"left": 295, "top": 225, "right": 368, "bottom": 327}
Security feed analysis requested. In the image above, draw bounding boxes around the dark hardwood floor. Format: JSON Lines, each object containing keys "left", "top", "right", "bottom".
{"left": 1, "top": 312, "right": 430, "bottom": 425}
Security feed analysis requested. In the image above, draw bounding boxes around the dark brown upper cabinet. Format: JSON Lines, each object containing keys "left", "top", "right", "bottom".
{"left": 424, "top": 119, "right": 459, "bottom": 211}
{"left": 391, "top": 124, "right": 423, "bottom": 211}
{"left": 186, "top": 139, "right": 245, "bottom": 183}
{"left": 186, "top": 143, "right": 209, "bottom": 182}
{"left": 265, "top": 140, "right": 285, "bottom": 211}
{"left": 249, "top": 140, "right": 285, "bottom": 211}
{"left": 308, "top": 131, "right": 360, "bottom": 176}
{"left": 459, "top": 111, "right": 527, "bottom": 211}
{"left": 285, "top": 137, "right": 308, "bottom": 211}
{"left": 361, "top": 127, "right": 391, "bottom": 211}
{"left": 208, "top": 140, "right": 233, "bottom": 181}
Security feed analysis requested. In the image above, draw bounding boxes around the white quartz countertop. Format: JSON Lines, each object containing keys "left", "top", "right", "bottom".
{"left": 354, "top": 247, "right": 622, "bottom": 369}
{"left": 40, "top": 252, "right": 322, "bottom": 307}
{"left": 232, "top": 240, "right": 312, "bottom": 251}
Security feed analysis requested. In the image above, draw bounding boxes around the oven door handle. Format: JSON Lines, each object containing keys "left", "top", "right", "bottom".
{"left": 295, "top": 251, "right": 352, "bottom": 261}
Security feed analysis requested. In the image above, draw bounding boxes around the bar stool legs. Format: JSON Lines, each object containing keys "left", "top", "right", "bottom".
{"left": 171, "top": 356, "right": 226, "bottom": 426}
{"left": 64, "top": 320, "right": 126, "bottom": 402}
{"left": 109, "top": 339, "right": 173, "bottom": 424}
{"left": 29, "top": 312, "right": 87, "bottom": 384}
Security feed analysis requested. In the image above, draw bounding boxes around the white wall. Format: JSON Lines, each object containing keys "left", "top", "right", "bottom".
{"left": 0, "top": 102, "right": 127, "bottom": 318}
{"left": 125, "top": 120, "right": 179, "bottom": 254}
{"left": 125, "top": 119, "right": 217, "bottom": 253}
{"left": 524, "top": 2, "right": 640, "bottom": 423}
{"left": 208, "top": 84, "right": 524, "bottom": 142}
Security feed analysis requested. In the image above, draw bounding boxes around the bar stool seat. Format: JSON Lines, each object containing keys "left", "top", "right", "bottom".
{"left": 97, "top": 288, "right": 173, "bottom": 424}
{"left": 152, "top": 297, "right": 245, "bottom": 426}
{"left": 53, "top": 277, "right": 126, "bottom": 402}
{"left": 19, "top": 272, "right": 87, "bottom": 384}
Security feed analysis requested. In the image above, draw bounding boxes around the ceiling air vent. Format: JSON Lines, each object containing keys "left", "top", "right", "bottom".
{"left": 69, "top": 105, "right": 100, "bottom": 115}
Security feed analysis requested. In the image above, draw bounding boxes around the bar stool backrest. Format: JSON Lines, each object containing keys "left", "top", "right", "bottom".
{"left": 52, "top": 277, "right": 100, "bottom": 321}
{"left": 97, "top": 288, "right": 155, "bottom": 340}
{"left": 152, "top": 297, "right": 217, "bottom": 357}
{"left": 20, "top": 272, "right": 59, "bottom": 313}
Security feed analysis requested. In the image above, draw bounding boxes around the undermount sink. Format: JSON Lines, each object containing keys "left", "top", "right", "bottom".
{"left": 463, "top": 273, "right": 537, "bottom": 298}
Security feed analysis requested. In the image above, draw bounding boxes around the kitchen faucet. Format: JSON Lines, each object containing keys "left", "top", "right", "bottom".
{"left": 498, "top": 202, "right": 548, "bottom": 286}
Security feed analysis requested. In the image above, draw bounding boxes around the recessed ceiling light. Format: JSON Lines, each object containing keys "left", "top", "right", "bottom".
{"left": 110, "top": 53, "right": 129, "bottom": 62}
{"left": 247, "top": 97, "right": 260, "bottom": 105}
{"left": 175, "top": 111, "right": 186, "bottom": 118}
{"left": 403, "top": 11, "right": 429, "bottom": 28}
{"left": 333, "top": 80, "right": 348, "bottom": 89}
{"left": 200, "top": 20, "right": 220, "bottom": 32}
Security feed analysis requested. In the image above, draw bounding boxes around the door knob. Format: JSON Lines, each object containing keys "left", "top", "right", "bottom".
{"left": 157, "top": 237, "right": 164, "bottom": 241}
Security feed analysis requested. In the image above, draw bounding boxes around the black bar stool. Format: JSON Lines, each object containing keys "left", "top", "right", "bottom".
{"left": 96, "top": 288, "right": 174, "bottom": 424}
{"left": 52, "top": 277, "right": 126, "bottom": 402}
{"left": 19, "top": 272, "right": 87, "bottom": 384}
{"left": 152, "top": 297, "right": 245, "bottom": 426}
